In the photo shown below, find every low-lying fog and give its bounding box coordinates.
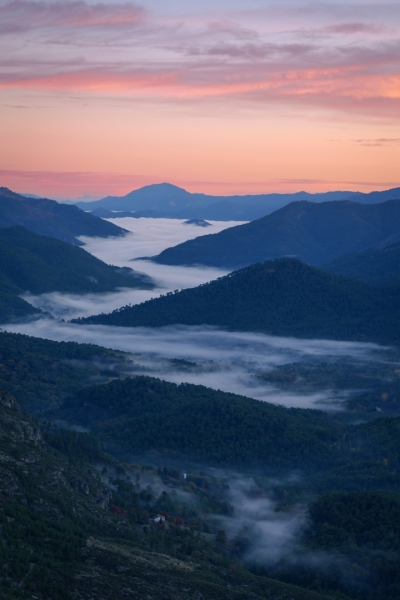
[22,217,237,319]
[6,216,393,412]
[2,319,387,411]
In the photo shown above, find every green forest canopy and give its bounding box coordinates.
[76,258,400,345]
[0,226,153,322]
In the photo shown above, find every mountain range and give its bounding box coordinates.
[71,182,400,221]
[0,187,126,245]
[0,226,152,322]
[151,199,400,268]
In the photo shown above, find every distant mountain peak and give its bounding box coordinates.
[123,182,192,199]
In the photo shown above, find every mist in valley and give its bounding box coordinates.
[20,218,233,320]
[3,216,395,412]
[2,318,390,411]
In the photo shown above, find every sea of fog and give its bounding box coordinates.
[22,217,236,319]
[3,216,391,411]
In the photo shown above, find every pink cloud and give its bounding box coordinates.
[0,0,145,34]
[0,1,399,122]
[1,59,399,123]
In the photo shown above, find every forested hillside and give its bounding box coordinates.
[265,491,400,599]
[76,258,400,344]
[0,187,126,245]
[62,375,341,469]
[151,199,400,268]
[0,226,152,322]
[0,388,334,600]
[0,331,131,412]
[62,375,400,488]
[323,242,400,285]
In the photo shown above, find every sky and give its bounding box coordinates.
[1,0,400,198]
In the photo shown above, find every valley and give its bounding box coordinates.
[1,198,400,600]
[3,0,400,595]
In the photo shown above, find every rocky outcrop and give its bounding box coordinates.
[0,387,42,446]
[0,388,21,411]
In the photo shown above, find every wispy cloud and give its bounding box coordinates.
[323,22,386,35]
[0,0,146,34]
[1,0,399,198]
[0,0,399,120]
[354,138,400,147]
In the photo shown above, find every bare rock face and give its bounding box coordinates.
[0,388,42,445]
[0,388,21,411]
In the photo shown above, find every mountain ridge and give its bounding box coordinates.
[0,187,127,245]
[74,258,400,345]
[151,199,400,268]
[0,226,153,323]
[70,182,400,221]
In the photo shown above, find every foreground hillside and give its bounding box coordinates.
[0,187,126,245]
[60,375,400,599]
[0,226,153,322]
[0,388,333,600]
[323,241,400,285]
[76,258,400,344]
[151,199,400,268]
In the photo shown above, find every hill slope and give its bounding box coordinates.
[63,375,400,491]
[323,242,400,285]
[151,199,400,268]
[62,375,341,469]
[0,187,126,245]
[0,388,334,600]
[76,258,400,344]
[0,226,152,322]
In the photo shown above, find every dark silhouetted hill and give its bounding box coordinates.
[76,258,400,344]
[0,187,126,245]
[323,242,400,286]
[0,226,152,322]
[151,200,400,268]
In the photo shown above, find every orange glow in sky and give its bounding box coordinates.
[0,0,399,198]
